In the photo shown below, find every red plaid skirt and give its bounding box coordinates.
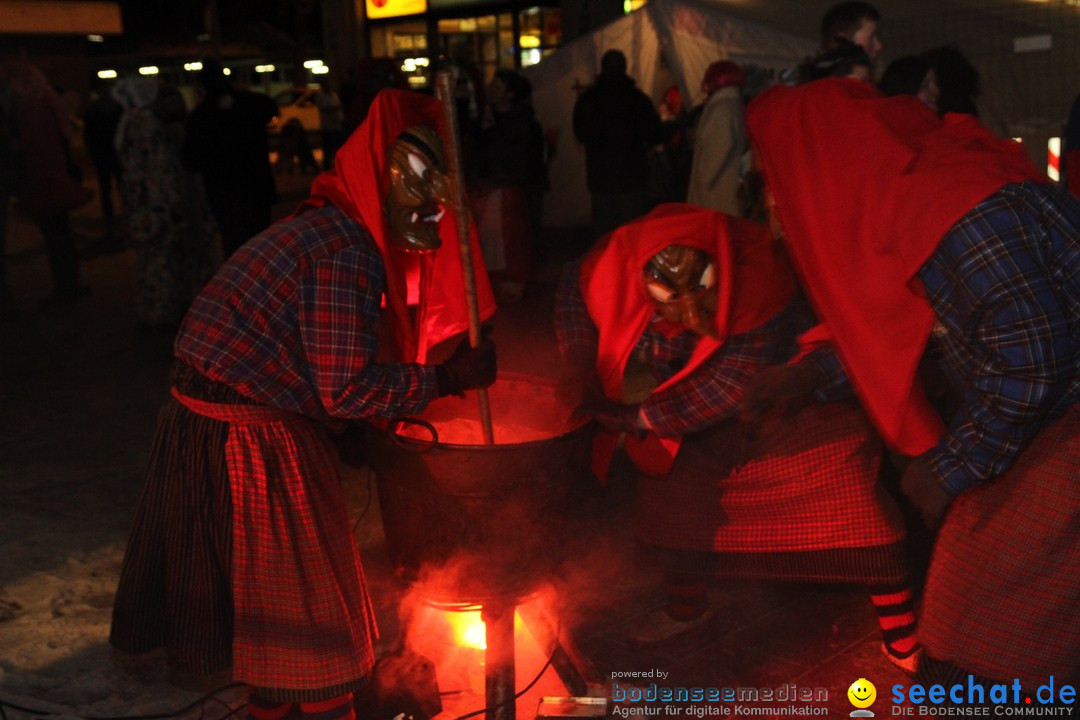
[181,391,378,693]
[111,368,376,699]
[636,402,907,582]
[919,405,1080,687]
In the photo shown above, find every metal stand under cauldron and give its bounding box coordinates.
[366,374,599,720]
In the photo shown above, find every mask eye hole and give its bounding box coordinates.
[646,282,675,303]
[697,262,715,291]
[406,152,428,180]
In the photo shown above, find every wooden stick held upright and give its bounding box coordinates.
[436,69,495,445]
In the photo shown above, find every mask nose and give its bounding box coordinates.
[430,170,452,206]
[677,295,719,339]
[676,296,699,331]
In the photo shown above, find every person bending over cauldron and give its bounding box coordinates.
[110,89,497,719]
[554,203,920,672]
[747,76,1080,694]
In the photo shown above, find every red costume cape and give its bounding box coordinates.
[299,89,495,363]
[579,203,796,477]
[746,78,1042,456]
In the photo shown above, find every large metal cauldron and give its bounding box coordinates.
[366,373,593,605]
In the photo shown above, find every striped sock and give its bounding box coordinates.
[248,694,293,720]
[665,570,708,621]
[299,693,355,720]
[867,582,920,659]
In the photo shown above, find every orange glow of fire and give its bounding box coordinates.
[446,609,487,650]
[404,599,568,709]
[442,609,529,650]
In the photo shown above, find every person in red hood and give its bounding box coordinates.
[110,89,497,718]
[746,76,1080,690]
[555,203,917,667]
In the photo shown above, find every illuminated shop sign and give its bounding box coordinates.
[366,0,427,20]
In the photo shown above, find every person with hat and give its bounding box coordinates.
[686,60,748,216]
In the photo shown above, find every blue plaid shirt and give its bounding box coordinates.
[815,182,1080,495]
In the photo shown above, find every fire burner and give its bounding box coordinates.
[366,373,598,720]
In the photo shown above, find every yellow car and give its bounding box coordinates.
[268,86,322,135]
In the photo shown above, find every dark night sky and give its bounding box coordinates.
[114,0,321,49]
[119,0,207,43]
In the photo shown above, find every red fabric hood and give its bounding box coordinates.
[746,78,1042,455]
[580,202,796,401]
[298,88,495,363]
[579,203,796,478]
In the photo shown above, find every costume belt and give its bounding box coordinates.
[170,387,297,425]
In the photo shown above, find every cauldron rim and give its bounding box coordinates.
[385,371,591,451]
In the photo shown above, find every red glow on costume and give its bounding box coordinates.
[298,89,496,363]
[746,78,1042,455]
[578,203,796,477]
[393,375,579,445]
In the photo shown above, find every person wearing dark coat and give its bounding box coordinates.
[1064,89,1080,197]
[84,79,124,236]
[473,69,548,303]
[182,60,279,259]
[920,45,979,117]
[572,49,664,240]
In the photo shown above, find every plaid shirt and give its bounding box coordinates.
[176,204,437,424]
[815,182,1080,495]
[555,262,801,437]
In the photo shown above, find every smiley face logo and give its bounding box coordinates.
[847,678,877,709]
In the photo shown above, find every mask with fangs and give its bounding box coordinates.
[642,244,720,339]
[386,124,452,253]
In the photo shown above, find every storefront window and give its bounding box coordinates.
[369,3,561,91]
[371,19,432,88]
[518,6,560,67]
[435,6,560,77]
[438,13,514,84]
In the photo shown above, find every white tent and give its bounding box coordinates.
[522,0,816,228]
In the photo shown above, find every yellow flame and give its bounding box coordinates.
[446,609,487,649]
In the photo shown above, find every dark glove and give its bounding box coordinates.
[575,391,646,438]
[731,361,825,468]
[739,360,826,426]
[435,329,496,398]
[899,452,952,529]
